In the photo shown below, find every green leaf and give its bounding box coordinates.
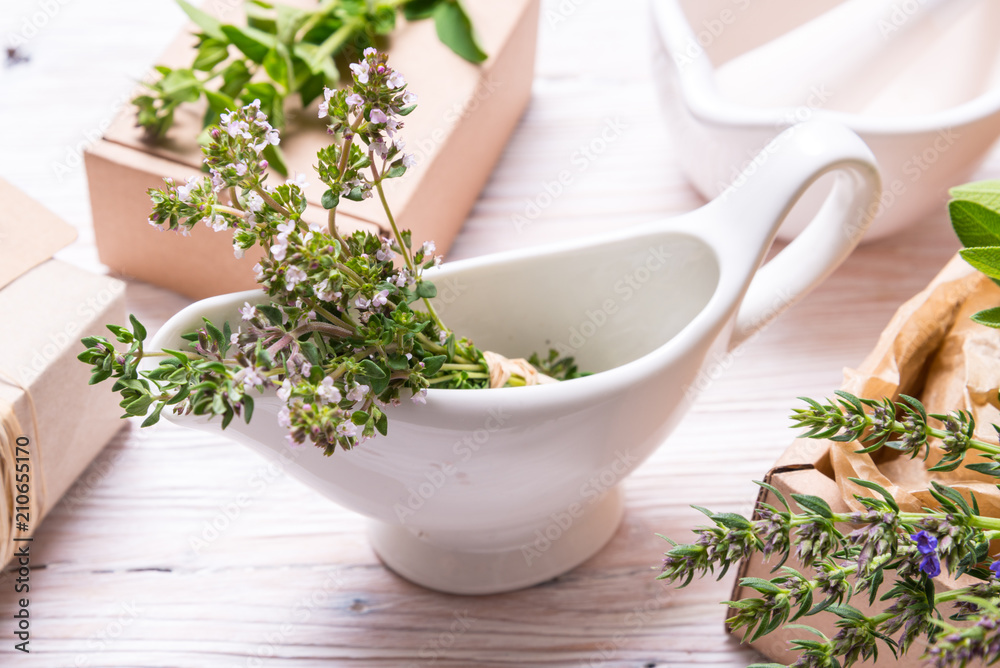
[433,1,487,63]
[375,411,388,436]
[263,47,290,91]
[176,0,226,41]
[221,24,275,64]
[740,577,783,595]
[847,477,899,512]
[971,307,1000,329]
[359,359,387,379]
[321,188,338,209]
[403,0,441,20]
[385,158,406,179]
[950,199,1000,249]
[960,246,1000,280]
[243,394,254,423]
[826,603,866,622]
[129,314,148,341]
[344,187,365,202]
[416,281,437,298]
[193,38,230,72]
[257,304,284,327]
[422,355,447,375]
[219,59,253,99]
[791,494,833,519]
[930,481,972,516]
[950,180,1000,211]
[159,68,202,103]
[386,354,410,371]
[713,513,752,531]
[966,461,1000,476]
[141,404,164,428]
[275,4,309,43]
[351,410,370,425]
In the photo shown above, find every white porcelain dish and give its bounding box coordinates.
[149,122,879,594]
[651,0,1000,241]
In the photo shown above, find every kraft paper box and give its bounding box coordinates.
[731,254,1000,666]
[0,178,126,568]
[85,0,539,300]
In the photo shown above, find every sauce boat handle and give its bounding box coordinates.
[703,121,881,351]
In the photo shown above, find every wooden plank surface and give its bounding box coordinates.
[0,1,992,666]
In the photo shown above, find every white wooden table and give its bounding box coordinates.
[0,1,987,666]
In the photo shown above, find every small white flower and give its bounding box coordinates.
[422,240,436,255]
[402,91,417,106]
[270,238,288,262]
[391,269,409,287]
[354,294,371,310]
[349,61,369,84]
[240,302,256,320]
[286,172,309,190]
[176,176,199,203]
[319,101,329,117]
[346,383,369,403]
[336,421,358,438]
[249,98,262,109]
[376,243,395,262]
[235,366,266,387]
[233,245,245,259]
[438,329,448,345]
[402,153,417,169]
[411,388,427,404]
[285,266,307,289]
[371,289,389,309]
[253,263,264,279]
[285,434,303,449]
[346,93,363,108]
[369,108,388,124]
[266,128,280,146]
[386,70,405,90]
[371,140,388,159]
[277,406,292,428]
[363,47,377,57]
[232,162,248,176]
[316,377,342,404]
[323,87,335,101]
[276,220,296,236]
[244,191,264,213]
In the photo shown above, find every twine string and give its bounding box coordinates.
[0,370,45,567]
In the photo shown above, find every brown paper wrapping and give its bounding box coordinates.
[0,179,127,568]
[822,254,1000,516]
[732,253,1000,665]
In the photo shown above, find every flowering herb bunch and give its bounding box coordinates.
[80,50,576,455]
[655,185,1000,667]
[134,0,486,174]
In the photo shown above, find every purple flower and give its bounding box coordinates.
[369,108,388,124]
[919,553,941,578]
[911,530,938,555]
[990,560,1000,579]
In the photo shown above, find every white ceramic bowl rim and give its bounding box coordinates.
[653,0,1000,135]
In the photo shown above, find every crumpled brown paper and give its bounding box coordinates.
[824,254,1000,516]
